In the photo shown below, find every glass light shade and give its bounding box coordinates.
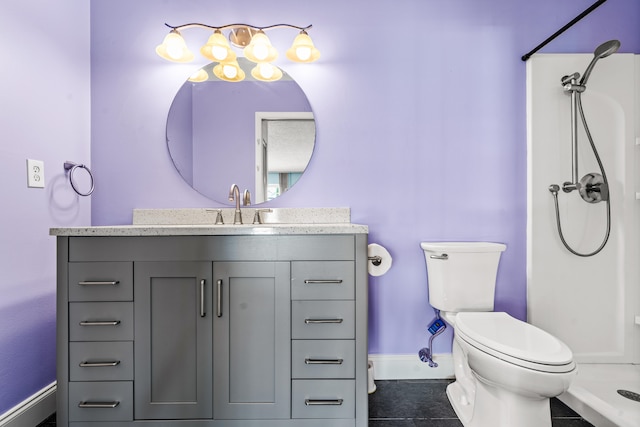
[251,63,283,82]
[286,32,320,63]
[244,32,278,63]
[212,60,246,82]
[156,30,194,62]
[188,69,209,82]
[200,30,236,62]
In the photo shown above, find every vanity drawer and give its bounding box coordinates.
[291,261,354,300]
[69,302,134,342]
[292,301,355,339]
[292,340,355,379]
[68,381,133,422]
[69,262,133,302]
[69,341,133,381]
[292,379,355,419]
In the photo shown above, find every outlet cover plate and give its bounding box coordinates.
[27,159,45,188]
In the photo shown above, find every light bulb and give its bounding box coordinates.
[223,64,238,79]
[253,44,269,61]
[258,63,274,79]
[165,34,186,60]
[211,46,228,61]
[295,46,312,61]
[156,30,194,62]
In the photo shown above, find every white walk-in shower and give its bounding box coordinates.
[527,52,640,427]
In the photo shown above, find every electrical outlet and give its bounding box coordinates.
[27,159,45,188]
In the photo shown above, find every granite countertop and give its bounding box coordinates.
[50,208,368,236]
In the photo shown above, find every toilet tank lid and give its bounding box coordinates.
[420,242,507,253]
[455,312,573,366]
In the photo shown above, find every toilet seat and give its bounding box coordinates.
[455,312,575,373]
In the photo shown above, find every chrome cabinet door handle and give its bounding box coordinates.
[79,361,121,367]
[78,401,120,409]
[429,253,449,260]
[216,279,222,317]
[304,358,344,365]
[79,320,121,326]
[78,281,120,286]
[305,399,343,406]
[200,279,206,318]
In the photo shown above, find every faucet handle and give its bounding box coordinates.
[206,209,224,225]
[253,209,273,225]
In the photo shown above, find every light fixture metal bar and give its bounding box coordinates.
[164,22,313,32]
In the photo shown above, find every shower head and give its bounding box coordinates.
[579,40,621,85]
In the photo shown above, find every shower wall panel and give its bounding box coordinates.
[526,54,639,363]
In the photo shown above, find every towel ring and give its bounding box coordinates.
[64,161,94,196]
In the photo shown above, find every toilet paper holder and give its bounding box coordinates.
[368,255,383,266]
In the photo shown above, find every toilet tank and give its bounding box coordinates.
[420,242,506,312]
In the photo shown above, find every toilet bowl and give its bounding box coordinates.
[448,312,576,427]
[421,242,576,427]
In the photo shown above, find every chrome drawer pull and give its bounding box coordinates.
[304,318,343,324]
[78,281,120,286]
[305,358,343,365]
[78,401,120,409]
[79,320,121,326]
[200,279,206,318]
[216,279,222,318]
[305,399,343,406]
[304,279,343,284]
[80,361,121,367]
[429,253,449,260]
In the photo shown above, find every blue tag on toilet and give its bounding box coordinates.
[427,319,445,335]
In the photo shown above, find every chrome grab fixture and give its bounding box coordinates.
[228,184,243,224]
[64,161,95,196]
[78,401,119,409]
[304,358,344,365]
[547,40,618,257]
[227,185,253,224]
[304,318,343,324]
[253,208,272,224]
[206,209,225,224]
[305,399,343,406]
[79,361,120,367]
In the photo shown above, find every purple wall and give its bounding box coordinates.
[90,0,640,358]
[0,0,91,415]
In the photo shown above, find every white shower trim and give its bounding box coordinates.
[368,354,454,380]
[0,382,56,427]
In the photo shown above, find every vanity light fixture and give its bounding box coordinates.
[156,22,320,82]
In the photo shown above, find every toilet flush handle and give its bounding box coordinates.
[429,254,449,260]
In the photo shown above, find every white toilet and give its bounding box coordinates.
[421,242,576,427]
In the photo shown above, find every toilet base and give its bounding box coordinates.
[447,377,552,427]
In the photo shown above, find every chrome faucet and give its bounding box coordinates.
[228,184,243,224]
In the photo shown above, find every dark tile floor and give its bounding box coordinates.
[36,379,594,426]
[368,380,595,427]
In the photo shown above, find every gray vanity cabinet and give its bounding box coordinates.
[213,261,291,419]
[133,261,213,420]
[55,233,368,427]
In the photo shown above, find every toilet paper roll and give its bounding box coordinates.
[368,243,392,276]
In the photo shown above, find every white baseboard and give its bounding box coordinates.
[368,353,454,380]
[0,382,56,427]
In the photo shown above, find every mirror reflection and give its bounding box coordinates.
[166,58,316,205]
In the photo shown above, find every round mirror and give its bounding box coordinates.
[166,58,316,204]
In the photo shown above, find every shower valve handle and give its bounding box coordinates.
[562,181,579,193]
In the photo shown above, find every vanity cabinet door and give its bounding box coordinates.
[134,261,212,420]
[213,261,291,419]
